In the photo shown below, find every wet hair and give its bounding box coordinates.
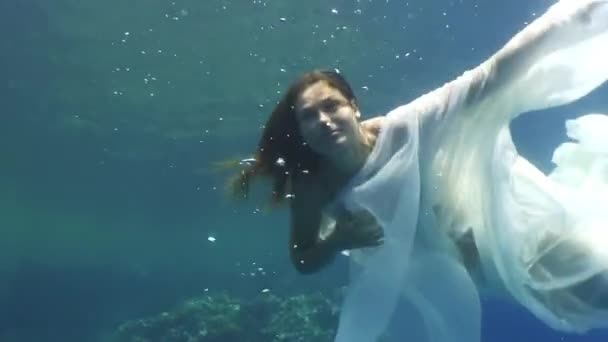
[230,69,358,205]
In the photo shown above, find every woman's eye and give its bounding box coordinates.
[321,100,339,112]
[301,109,316,120]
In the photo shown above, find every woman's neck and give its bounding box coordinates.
[322,120,382,190]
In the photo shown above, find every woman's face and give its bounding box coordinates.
[295,81,361,158]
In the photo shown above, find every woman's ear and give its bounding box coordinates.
[351,100,361,118]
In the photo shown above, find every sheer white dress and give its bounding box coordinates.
[330,1,608,341]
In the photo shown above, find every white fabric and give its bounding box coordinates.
[332,0,608,341]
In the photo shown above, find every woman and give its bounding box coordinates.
[233,0,608,341]
[232,70,387,274]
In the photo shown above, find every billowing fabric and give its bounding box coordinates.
[331,1,608,341]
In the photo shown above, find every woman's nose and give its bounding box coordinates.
[318,111,331,124]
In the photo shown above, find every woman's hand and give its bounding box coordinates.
[329,209,384,250]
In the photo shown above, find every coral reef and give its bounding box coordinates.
[112,291,340,342]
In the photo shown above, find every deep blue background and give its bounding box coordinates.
[0,0,607,340]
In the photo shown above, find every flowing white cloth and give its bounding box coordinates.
[331,1,608,341]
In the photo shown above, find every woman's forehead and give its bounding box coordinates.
[297,82,345,108]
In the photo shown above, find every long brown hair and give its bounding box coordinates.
[230,70,359,205]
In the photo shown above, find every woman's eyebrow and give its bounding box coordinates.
[297,97,331,110]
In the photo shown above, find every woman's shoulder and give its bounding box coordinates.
[292,175,331,204]
[361,116,385,139]
[292,166,352,206]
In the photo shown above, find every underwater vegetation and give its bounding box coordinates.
[112,291,340,342]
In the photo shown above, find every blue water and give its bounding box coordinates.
[1,0,607,341]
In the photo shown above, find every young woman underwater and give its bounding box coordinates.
[231,0,608,341]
